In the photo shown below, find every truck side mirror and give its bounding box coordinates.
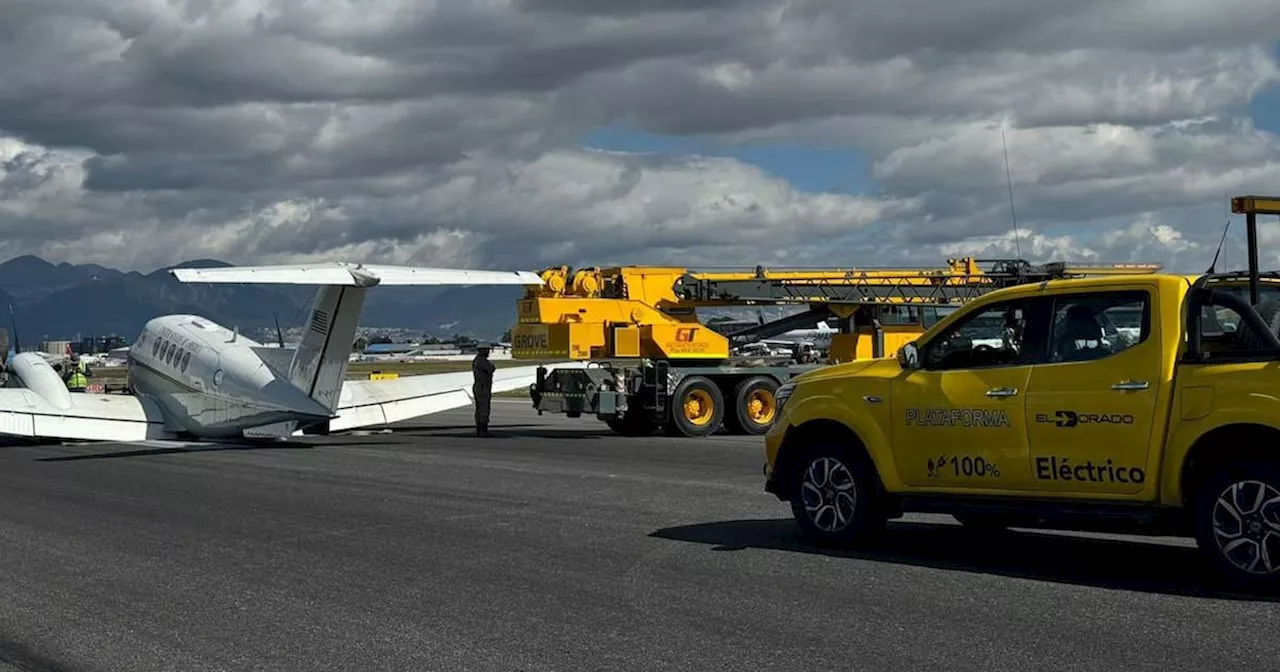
[899,342,920,369]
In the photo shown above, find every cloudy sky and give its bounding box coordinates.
[1,0,1279,274]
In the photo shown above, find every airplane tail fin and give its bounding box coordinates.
[170,261,543,414]
[7,304,19,363]
[287,285,367,412]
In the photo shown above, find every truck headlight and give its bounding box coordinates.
[775,383,795,415]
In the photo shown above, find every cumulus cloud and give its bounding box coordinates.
[0,136,912,270]
[933,212,1204,265]
[0,0,1276,275]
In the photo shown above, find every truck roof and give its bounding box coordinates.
[975,270,1280,304]
[974,271,1186,298]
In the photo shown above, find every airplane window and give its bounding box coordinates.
[166,345,176,366]
[180,351,191,373]
[152,338,161,357]
[174,348,184,367]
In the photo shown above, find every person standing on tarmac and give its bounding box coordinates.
[63,353,91,392]
[472,344,495,436]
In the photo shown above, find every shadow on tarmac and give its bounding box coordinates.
[35,442,318,462]
[401,424,748,441]
[650,518,1280,602]
[386,423,545,433]
[408,428,620,440]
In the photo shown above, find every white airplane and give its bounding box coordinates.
[760,320,836,350]
[0,262,578,443]
[712,315,837,353]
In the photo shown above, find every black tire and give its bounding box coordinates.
[727,376,781,436]
[788,440,887,546]
[1192,459,1280,592]
[604,408,657,436]
[1233,299,1280,350]
[1256,300,1280,333]
[664,376,724,437]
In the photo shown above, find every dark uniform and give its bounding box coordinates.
[472,346,495,436]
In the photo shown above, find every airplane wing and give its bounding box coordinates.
[0,388,168,442]
[324,362,586,433]
[170,262,542,287]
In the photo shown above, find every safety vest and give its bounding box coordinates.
[66,362,88,390]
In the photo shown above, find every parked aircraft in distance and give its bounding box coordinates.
[759,320,837,349]
[713,316,837,353]
[0,262,580,444]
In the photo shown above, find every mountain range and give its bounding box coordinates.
[0,256,527,344]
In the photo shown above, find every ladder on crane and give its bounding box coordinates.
[675,258,1163,351]
[672,259,1164,306]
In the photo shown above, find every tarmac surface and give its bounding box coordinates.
[0,400,1277,671]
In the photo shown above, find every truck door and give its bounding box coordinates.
[891,295,1052,490]
[1023,287,1161,496]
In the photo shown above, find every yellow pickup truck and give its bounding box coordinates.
[763,267,1280,589]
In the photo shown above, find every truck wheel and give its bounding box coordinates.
[788,441,886,546]
[1234,300,1280,350]
[728,376,780,436]
[665,376,724,437]
[1192,459,1280,591]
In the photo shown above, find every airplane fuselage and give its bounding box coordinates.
[124,315,332,438]
[0,261,548,445]
[760,325,835,349]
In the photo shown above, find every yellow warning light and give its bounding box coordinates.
[1231,195,1280,216]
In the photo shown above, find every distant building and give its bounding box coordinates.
[0,327,8,355]
[362,342,421,355]
[42,340,72,356]
[77,335,128,354]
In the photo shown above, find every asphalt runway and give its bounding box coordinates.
[0,400,1276,671]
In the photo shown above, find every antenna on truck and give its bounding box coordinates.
[1001,128,1022,260]
[1206,218,1231,274]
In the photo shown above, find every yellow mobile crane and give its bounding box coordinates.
[512,258,1161,438]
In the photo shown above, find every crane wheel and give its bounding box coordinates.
[665,376,724,437]
[727,376,780,435]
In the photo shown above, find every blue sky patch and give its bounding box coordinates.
[581,125,873,195]
[1250,44,1280,133]
[1250,83,1280,134]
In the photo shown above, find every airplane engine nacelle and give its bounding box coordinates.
[6,353,72,410]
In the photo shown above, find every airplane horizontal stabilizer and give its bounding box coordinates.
[0,389,169,442]
[170,262,543,287]
[327,363,586,433]
[242,362,589,438]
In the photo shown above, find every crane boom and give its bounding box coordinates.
[512,256,1161,440]
[671,259,1162,305]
